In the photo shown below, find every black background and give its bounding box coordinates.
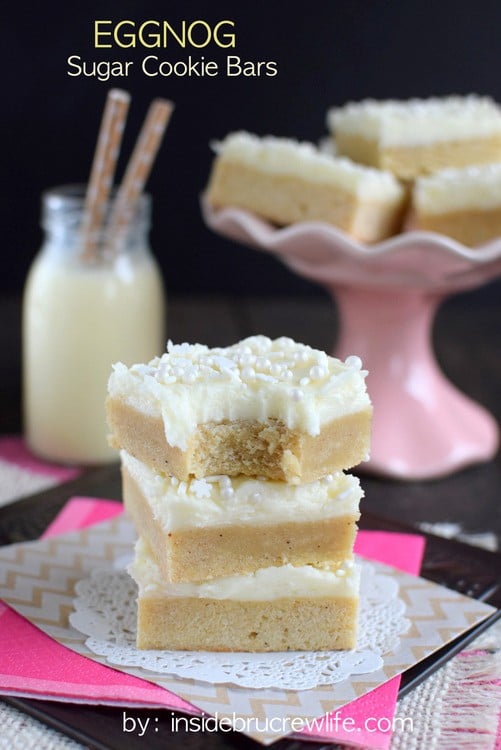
[4,0,501,296]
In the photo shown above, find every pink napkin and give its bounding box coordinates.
[0,436,80,482]
[0,497,425,749]
[0,498,194,711]
[296,531,424,747]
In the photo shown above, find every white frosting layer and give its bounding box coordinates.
[212,131,404,201]
[130,538,361,600]
[328,95,501,147]
[108,336,371,451]
[122,450,362,531]
[414,162,501,213]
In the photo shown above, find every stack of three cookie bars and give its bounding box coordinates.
[106,336,372,651]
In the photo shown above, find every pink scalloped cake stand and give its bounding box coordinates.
[203,200,501,480]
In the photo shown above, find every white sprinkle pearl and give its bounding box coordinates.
[241,366,255,381]
[221,487,234,500]
[255,357,271,371]
[323,474,334,484]
[345,355,362,370]
[291,388,304,402]
[299,377,310,387]
[335,568,346,577]
[309,365,326,379]
[276,337,295,348]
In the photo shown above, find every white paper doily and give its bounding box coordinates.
[69,560,409,691]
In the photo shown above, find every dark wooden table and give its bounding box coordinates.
[0,286,500,749]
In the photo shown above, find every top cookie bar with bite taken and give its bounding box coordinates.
[106,335,372,482]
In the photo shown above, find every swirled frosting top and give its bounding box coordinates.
[122,450,362,531]
[130,537,361,600]
[414,162,501,213]
[328,95,501,146]
[211,131,404,200]
[108,336,371,451]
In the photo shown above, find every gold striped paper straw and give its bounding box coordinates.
[107,98,174,249]
[81,88,131,259]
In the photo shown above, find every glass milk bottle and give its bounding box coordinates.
[23,185,166,464]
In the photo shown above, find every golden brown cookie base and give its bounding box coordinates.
[136,594,359,651]
[414,206,501,246]
[122,463,359,582]
[335,132,501,179]
[107,396,372,482]
[206,160,406,242]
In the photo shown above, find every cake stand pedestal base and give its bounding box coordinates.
[332,285,499,480]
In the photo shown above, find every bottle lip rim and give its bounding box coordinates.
[42,184,151,210]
